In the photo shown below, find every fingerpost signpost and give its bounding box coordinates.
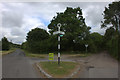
[53,23,65,65]
[85,44,88,53]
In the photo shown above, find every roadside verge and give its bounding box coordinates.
[1,48,16,56]
[35,61,80,78]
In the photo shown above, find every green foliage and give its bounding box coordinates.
[106,35,118,60]
[101,1,119,60]
[26,28,49,53]
[103,27,119,60]
[72,32,103,53]
[101,1,120,32]
[22,7,107,54]
[27,28,49,42]
[103,27,116,49]
[2,37,10,51]
[9,42,21,49]
[104,27,116,40]
[87,39,97,53]
[118,34,120,61]
[90,32,103,51]
[48,7,91,51]
[21,42,28,50]
[46,35,58,52]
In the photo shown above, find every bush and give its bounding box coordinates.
[2,37,10,51]
[106,34,119,60]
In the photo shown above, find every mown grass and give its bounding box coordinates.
[23,50,47,58]
[22,50,91,59]
[68,53,91,57]
[0,48,16,55]
[39,61,78,77]
[61,51,91,57]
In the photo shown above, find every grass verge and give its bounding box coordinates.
[23,50,46,58]
[39,61,79,78]
[69,53,91,57]
[1,48,16,55]
[61,51,91,57]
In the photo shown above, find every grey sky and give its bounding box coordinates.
[1,2,112,44]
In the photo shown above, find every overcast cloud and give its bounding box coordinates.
[1,2,111,44]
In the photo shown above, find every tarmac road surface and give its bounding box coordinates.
[2,49,41,78]
[75,52,118,78]
[2,49,119,78]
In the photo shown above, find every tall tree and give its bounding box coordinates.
[101,1,120,32]
[27,28,49,42]
[101,1,120,59]
[26,28,49,52]
[2,37,10,50]
[48,7,91,50]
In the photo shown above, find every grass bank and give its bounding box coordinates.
[23,50,47,58]
[1,48,16,55]
[22,49,92,59]
[39,61,79,78]
[68,53,91,57]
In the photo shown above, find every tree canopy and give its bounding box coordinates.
[27,28,49,42]
[26,28,49,53]
[101,1,119,60]
[101,1,120,32]
[48,7,91,51]
[90,32,103,51]
[2,37,10,50]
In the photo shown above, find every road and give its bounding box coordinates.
[86,52,118,78]
[2,49,41,78]
[2,49,119,78]
[70,52,118,78]
[28,51,119,78]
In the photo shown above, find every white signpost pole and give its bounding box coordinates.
[53,23,65,65]
[57,23,61,65]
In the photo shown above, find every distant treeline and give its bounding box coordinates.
[0,37,21,51]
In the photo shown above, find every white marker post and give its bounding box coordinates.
[85,44,88,53]
[53,23,65,65]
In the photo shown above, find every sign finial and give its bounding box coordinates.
[57,23,61,28]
